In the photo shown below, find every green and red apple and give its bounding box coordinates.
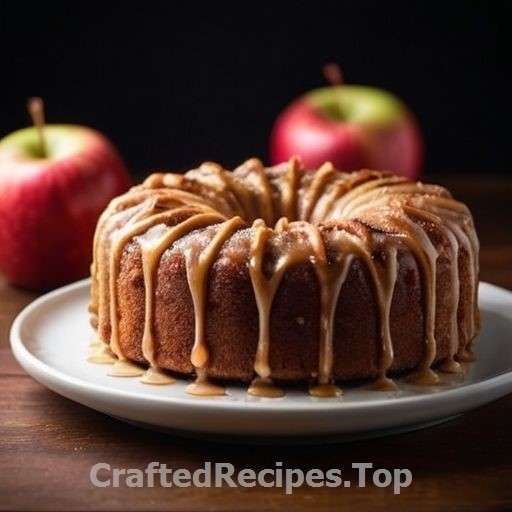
[0,123,132,290]
[270,77,423,179]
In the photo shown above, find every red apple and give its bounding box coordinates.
[270,69,423,179]
[0,118,132,290]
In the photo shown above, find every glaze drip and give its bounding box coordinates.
[89,158,480,397]
[185,216,246,391]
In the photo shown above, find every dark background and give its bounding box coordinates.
[0,1,509,178]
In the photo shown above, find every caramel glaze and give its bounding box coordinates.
[89,158,480,398]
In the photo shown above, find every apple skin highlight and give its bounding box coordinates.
[270,85,423,179]
[0,125,132,290]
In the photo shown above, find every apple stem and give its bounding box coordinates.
[322,63,344,86]
[27,97,47,157]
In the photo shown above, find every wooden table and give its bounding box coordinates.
[1,175,511,511]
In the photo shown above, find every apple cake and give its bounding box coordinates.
[88,158,479,397]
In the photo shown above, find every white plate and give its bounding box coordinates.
[10,279,512,442]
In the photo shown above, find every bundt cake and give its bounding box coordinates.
[88,158,480,397]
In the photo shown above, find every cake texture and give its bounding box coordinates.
[89,158,480,397]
